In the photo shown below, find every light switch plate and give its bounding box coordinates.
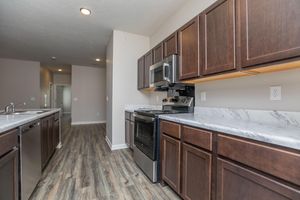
[200,92,207,101]
[270,86,281,101]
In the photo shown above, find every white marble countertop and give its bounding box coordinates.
[159,108,300,151]
[0,108,61,134]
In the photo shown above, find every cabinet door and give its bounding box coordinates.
[144,50,153,88]
[153,43,164,63]
[48,116,54,156]
[0,148,18,200]
[53,119,59,148]
[41,117,49,168]
[137,56,145,90]
[202,0,236,75]
[178,17,200,80]
[125,119,130,147]
[161,134,181,193]
[238,0,300,68]
[217,158,300,200]
[182,143,212,200]
[164,32,178,58]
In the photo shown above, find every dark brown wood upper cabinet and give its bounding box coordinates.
[137,56,145,90]
[163,32,178,58]
[144,50,153,88]
[153,43,164,63]
[238,0,300,68]
[217,158,300,200]
[178,17,200,80]
[182,143,212,200]
[161,134,181,194]
[201,0,236,75]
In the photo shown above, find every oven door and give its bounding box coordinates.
[134,114,157,160]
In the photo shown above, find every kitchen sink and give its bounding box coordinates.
[0,110,50,115]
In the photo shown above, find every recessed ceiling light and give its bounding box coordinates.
[58,69,62,72]
[80,8,91,16]
[95,58,101,62]
[51,56,56,60]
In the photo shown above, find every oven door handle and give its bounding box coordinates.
[134,114,155,122]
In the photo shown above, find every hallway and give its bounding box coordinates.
[30,115,179,200]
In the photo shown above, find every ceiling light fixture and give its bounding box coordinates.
[58,69,62,72]
[51,56,56,60]
[95,58,101,62]
[80,8,91,16]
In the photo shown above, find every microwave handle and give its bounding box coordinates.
[163,63,170,82]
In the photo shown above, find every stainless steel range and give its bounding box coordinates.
[133,84,194,182]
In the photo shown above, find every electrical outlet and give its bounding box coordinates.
[270,86,281,101]
[200,92,207,101]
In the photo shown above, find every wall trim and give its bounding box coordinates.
[105,136,129,151]
[71,120,106,125]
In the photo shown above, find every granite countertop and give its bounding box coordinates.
[0,108,61,134]
[159,108,300,151]
[124,105,162,112]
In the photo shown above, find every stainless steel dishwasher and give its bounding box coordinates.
[19,120,41,200]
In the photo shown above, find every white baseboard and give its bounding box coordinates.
[71,120,106,125]
[105,136,128,151]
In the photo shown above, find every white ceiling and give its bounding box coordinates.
[0,0,186,67]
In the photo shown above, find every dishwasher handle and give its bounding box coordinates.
[21,121,40,134]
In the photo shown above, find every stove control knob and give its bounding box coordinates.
[171,98,178,103]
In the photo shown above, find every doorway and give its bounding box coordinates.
[54,84,71,114]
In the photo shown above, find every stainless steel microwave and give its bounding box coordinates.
[149,55,178,88]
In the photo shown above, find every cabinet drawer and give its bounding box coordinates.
[160,121,181,139]
[0,129,18,157]
[182,126,212,151]
[218,135,300,186]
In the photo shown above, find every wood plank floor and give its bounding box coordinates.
[30,115,180,200]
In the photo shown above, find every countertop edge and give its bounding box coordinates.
[0,109,61,134]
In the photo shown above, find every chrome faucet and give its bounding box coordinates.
[4,102,15,113]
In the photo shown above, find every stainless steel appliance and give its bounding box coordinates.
[149,54,178,88]
[133,84,194,182]
[19,120,42,200]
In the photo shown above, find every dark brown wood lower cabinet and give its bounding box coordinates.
[182,143,212,200]
[0,148,18,200]
[161,134,181,193]
[41,113,59,169]
[53,119,59,148]
[217,158,300,200]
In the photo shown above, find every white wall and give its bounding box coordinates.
[71,65,106,124]
[106,35,114,142]
[106,30,150,148]
[0,58,40,109]
[150,0,216,47]
[53,73,71,85]
[195,68,300,111]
